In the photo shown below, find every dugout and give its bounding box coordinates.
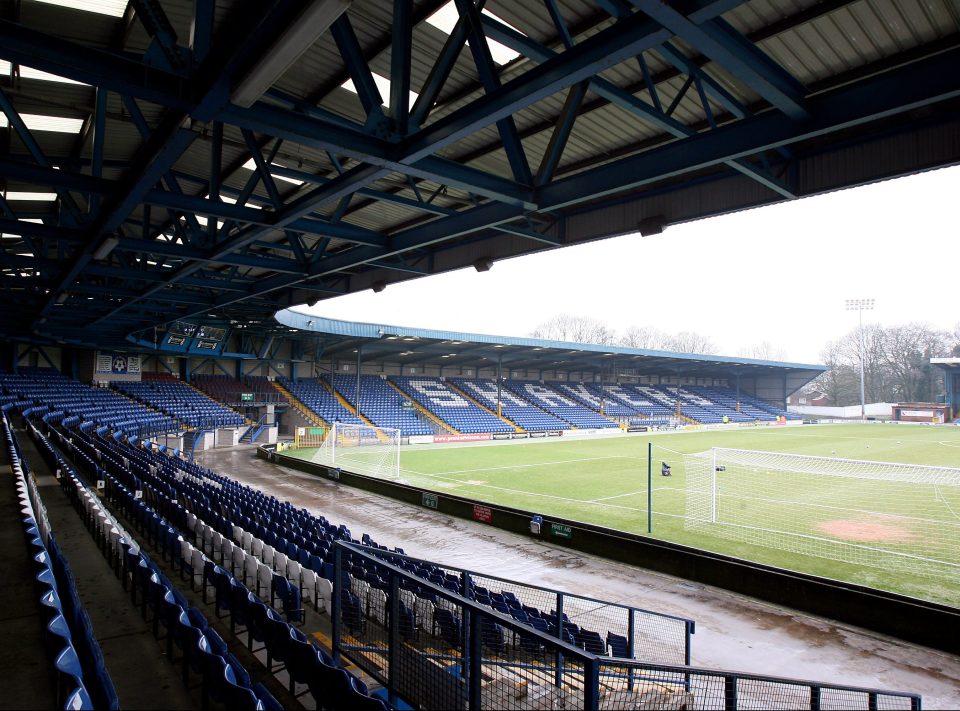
[932,358,960,422]
[891,402,951,423]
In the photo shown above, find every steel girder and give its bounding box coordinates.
[0,0,957,348]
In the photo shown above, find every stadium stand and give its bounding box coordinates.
[115,373,246,429]
[0,368,179,438]
[329,374,434,436]
[612,385,678,418]
[390,376,513,434]
[278,376,365,428]
[502,381,618,429]
[193,374,281,406]
[450,378,569,432]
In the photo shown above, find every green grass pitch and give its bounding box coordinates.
[288,423,960,605]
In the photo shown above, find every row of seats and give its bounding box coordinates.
[5,413,117,710]
[391,376,514,434]
[451,378,569,432]
[0,368,179,438]
[52,422,391,710]
[115,378,246,429]
[278,376,364,428]
[329,374,434,436]
[41,402,688,672]
[502,380,619,429]
[31,420,285,710]
[193,375,281,406]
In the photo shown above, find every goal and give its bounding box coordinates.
[684,448,960,579]
[312,422,401,481]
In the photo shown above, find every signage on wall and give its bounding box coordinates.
[96,352,141,375]
[472,505,492,523]
[422,493,438,510]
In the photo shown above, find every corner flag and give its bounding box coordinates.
[661,462,671,477]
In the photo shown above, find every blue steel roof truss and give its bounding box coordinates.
[0,0,955,350]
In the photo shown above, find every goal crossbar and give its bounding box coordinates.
[312,422,401,480]
[685,447,960,579]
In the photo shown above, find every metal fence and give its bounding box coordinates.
[331,543,921,711]
[596,659,922,710]
[342,542,694,665]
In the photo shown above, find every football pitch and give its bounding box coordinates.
[288,423,960,605]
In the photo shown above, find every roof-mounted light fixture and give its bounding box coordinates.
[371,280,386,293]
[638,215,666,237]
[473,257,494,272]
[92,235,120,260]
[231,0,352,108]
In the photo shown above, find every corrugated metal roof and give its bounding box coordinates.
[0,0,956,347]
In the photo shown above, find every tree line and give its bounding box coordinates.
[810,322,959,405]
[530,314,959,405]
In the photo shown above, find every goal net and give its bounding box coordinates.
[684,448,960,579]
[312,422,401,481]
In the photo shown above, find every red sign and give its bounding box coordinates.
[434,433,491,443]
[472,505,493,523]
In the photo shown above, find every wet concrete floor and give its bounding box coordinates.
[195,445,960,709]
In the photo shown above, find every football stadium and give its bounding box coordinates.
[1,1,959,710]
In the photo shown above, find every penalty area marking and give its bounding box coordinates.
[403,467,686,519]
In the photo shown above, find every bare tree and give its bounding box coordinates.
[531,314,617,345]
[880,323,949,402]
[666,331,716,354]
[737,341,788,361]
[620,325,671,350]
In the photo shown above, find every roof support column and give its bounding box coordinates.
[497,355,503,418]
[355,345,362,416]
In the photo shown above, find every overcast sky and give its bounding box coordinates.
[302,165,959,365]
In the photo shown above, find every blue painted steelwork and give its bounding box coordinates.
[0,0,954,352]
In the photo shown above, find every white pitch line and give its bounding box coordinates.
[591,490,645,502]
[430,455,632,476]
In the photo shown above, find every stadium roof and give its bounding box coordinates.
[275,309,827,380]
[1,0,958,350]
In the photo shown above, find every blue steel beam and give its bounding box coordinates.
[409,3,477,127]
[90,88,108,215]
[189,0,215,64]
[330,15,385,122]
[629,1,808,120]
[390,0,413,136]
[41,0,316,318]
[219,103,535,208]
[207,121,223,242]
[196,41,960,311]
[0,89,86,225]
[454,0,533,186]
[536,81,589,185]
[242,129,285,208]
[480,14,796,198]
[130,0,187,74]
[539,44,960,209]
[0,19,192,111]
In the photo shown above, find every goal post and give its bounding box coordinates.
[312,422,401,481]
[684,447,960,579]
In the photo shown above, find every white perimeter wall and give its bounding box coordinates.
[788,403,894,418]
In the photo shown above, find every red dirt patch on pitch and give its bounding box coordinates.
[818,520,915,543]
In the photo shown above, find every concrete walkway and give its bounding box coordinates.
[196,444,960,709]
[0,440,57,710]
[18,429,200,710]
